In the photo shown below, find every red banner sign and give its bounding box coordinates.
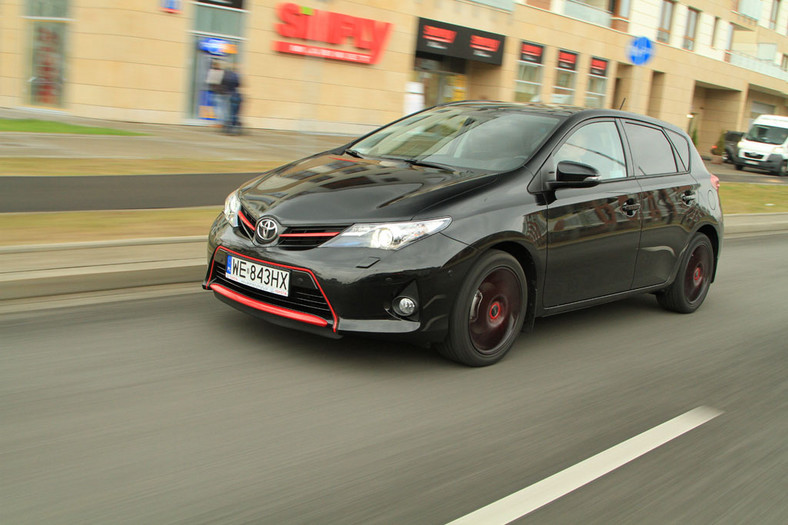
[274,3,392,65]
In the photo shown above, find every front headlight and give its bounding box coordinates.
[773,146,784,154]
[322,218,452,250]
[223,191,241,227]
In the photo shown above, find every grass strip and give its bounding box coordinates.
[0,158,282,176]
[0,118,146,136]
[719,182,788,214]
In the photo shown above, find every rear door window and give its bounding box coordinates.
[624,122,678,176]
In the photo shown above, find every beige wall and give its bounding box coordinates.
[1,0,785,148]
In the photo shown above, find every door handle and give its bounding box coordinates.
[622,200,640,216]
[681,192,697,204]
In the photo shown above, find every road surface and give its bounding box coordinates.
[1,233,786,524]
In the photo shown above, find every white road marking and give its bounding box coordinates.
[447,406,722,525]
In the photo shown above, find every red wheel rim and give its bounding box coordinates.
[468,267,522,353]
[684,244,712,303]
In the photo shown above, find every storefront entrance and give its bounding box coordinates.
[189,37,241,120]
[412,18,505,111]
[414,56,467,107]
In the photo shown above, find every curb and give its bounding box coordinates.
[723,213,788,236]
[1,216,786,302]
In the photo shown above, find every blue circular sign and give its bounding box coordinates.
[628,37,654,66]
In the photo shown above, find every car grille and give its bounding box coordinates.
[277,225,347,250]
[744,152,764,160]
[211,258,333,322]
[238,208,347,250]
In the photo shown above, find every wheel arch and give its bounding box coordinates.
[485,240,539,332]
[696,223,720,282]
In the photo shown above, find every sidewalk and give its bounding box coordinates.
[1,106,787,304]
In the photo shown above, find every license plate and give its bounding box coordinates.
[745,160,758,165]
[225,255,290,297]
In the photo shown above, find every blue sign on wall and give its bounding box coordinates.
[200,38,230,56]
[628,36,654,66]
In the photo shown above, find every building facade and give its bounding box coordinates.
[1,0,786,154]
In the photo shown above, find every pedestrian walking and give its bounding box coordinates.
[221,64,243,135]
[205,59,227,125]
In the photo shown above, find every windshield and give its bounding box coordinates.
[744,124,788,145]
[350,105,562,171]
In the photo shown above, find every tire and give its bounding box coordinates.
[657,234,714,314]
[734,164,744,171]
[777,160,787,177]
[437,251,527,366]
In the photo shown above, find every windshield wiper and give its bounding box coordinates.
[381,156,455,171]
[345,148,365,159]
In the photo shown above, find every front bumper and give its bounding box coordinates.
[735,152,783,171]
[203,216,475,343]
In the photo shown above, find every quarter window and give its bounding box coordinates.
[625,122,678,175]
[554,121,627,180]
[665,129,691,171]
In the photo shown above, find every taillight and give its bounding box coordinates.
[710,174,720,191]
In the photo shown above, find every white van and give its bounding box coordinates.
[735,114,788,176]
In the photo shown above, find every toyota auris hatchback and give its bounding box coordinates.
[204,102,723,366]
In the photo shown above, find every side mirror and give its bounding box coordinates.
[547,160,600,190]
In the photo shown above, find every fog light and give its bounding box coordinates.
[393,296,418,317]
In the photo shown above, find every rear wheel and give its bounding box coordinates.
[438,251,526,367]
[657,234,714,314]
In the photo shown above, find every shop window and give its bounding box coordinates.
[584,57,608,109]
[515,41,544,102]
[515,63,543,102]
[657,0,675,44]
[552,50,578,105]
[683,8,699,51]
[25,0,69,108]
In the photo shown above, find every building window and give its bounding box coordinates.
[683,8,700,51]
[585,57,608,108]
[711,17,720,48]
[552,50,578,104]
[657,0,675,43]
[25,0,70,108]
[769,0,781,30]
[781,54,788,71]
[515,41,545,102]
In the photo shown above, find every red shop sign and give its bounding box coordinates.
[274,3,393,65]
[557,50,578,71]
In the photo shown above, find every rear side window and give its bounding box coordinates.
[624,122,678,176]
[665,129,690,171]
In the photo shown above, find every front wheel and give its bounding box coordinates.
[438,251,527,366]
[777,160,787,177]
[734,164,744,171]
[657,234,714,314]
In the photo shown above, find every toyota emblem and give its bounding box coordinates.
[256,217,279,243]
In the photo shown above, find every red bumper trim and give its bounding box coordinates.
[209,283,329,328]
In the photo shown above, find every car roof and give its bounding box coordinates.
[442,101,687,136]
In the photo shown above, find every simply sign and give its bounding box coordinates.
[273,3,393,64]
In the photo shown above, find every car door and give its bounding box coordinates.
[623,121,701,288]
[543,119,643,307]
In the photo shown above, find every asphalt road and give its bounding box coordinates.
[1,233,786,524]
[1,161,785,213]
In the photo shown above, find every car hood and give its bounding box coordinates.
[238,154,498,223]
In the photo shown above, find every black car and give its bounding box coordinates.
[204,102,723,366]
[711,130,744,164]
